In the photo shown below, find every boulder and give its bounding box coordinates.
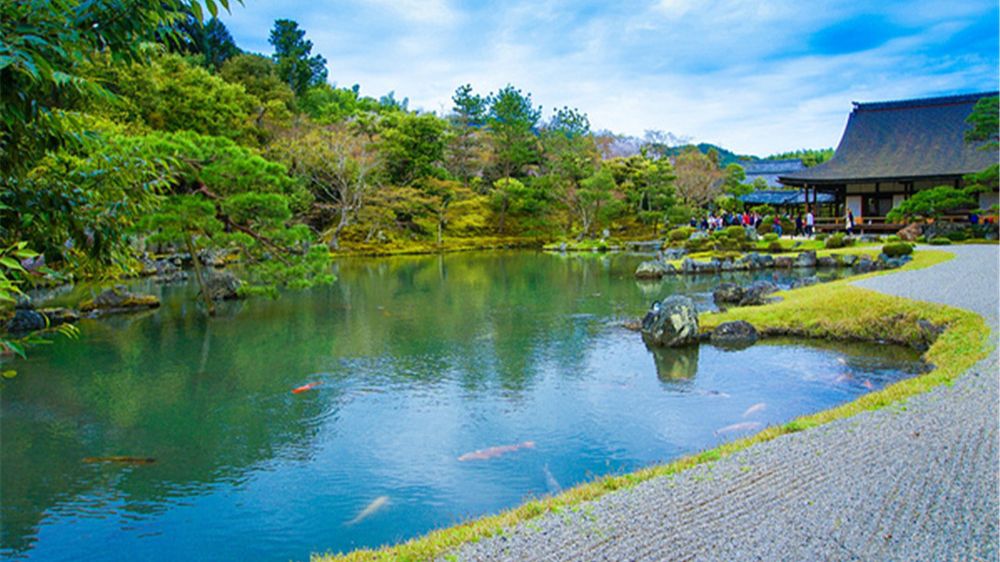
[898,223,922,242]
[739,280,779,306]
[635,260,672,279]
[641,296,700,347]
[662,248,687,260]
[840,254,859,266]
[81,286,160,315]
[6,309,46,333]
[853,256,877,273]
[774,256,794,268]
[154,270,190,284]
[794,250,817,268]
[816,256,836,268]
[681,258,698,273]
[791,276,820,289]
[710,320,759,349]
[712,283,744,305]
[204,272,243,301]
[878,253,912,270]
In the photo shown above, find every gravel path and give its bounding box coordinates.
[448,245,999,561]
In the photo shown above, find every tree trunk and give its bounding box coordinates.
[186,236,215,317]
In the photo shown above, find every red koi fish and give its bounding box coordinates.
[292,382,322,394]
[458,441,536,462]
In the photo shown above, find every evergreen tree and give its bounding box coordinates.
[269,19,328,96]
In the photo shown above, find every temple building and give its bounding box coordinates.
[742,159,805,188]
[779,92,999,228]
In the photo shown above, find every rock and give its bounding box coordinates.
[640,296,700,347]
[6,309,46,333]
[840,254,858,266]
[204,272,243,301]
[710,320,759,349]
[81,286,160,315]
[662,248,687,260]
[816,256,836,267]
[898,223,922,242]
[859,234,880,243]
[689,231,708,241]
[712,283,744,305]
[774,256,794,268]
[853,256,877,273]
[878,253,912,270]
[794,250,817,268]
[744,227,760,242]
[791,276,820,289]
[153,270,189,284]
[622,319,642,331]
[739,280,779,306]
[681,258,698,273]
[635,260,671,279]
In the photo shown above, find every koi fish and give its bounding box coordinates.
[543,464,562,493]
[715,421,762,436]
[834,373,853,383]
[458,441,536,462]
[292,382,321,394]
[862,380,874,390]
[742,402,767,418]
[83,456,156,465]
[347,496,389,525]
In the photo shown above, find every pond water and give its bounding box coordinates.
[1,252,924,561]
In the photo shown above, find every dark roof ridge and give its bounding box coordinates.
[853,91,998,111]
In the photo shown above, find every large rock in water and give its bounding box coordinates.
[794,250,817,268]
[712,283,744,305]
[635,260,673,279]
[641,296,699,348]
[204,272,243,301]
[710,320,759,349]
[81,286,160,315]
[739,280,779,306]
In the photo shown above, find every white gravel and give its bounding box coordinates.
[446,245,1000,561]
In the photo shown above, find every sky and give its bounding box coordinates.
[221,0,999,157]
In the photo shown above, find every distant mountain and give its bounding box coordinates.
[659,143,757,167]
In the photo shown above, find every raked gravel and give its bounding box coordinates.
[446,245,999,561]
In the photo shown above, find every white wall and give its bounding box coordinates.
[846,195,863,221]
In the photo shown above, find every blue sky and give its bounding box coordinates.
[222,0,999,156]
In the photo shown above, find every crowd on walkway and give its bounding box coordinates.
[690,210,817,238]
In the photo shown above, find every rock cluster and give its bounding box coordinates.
[635,249,914,279]
[712,281,780,307]
[80,286,160,315]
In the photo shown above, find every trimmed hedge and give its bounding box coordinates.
[928,237,952,245]
[882,242,914,257]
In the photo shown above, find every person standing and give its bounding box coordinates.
[845,209,855,235]
[795,214,804,237]
[805,208,815,237]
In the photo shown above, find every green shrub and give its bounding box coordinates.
[684,237,709,252]
[885,235,901,242]
[945,230,969,242]
[668,226,695,241]
[724,225,746,241]
[928,237,952,245]
[825,233,851,249]
[815,233,829,241]
[882,242,914,257]
[763,233,779,242]
[767,241,783,253]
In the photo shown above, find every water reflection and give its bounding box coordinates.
[2,252,917,561]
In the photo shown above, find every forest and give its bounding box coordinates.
[0,0,837,314]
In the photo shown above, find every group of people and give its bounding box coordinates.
[689,209,818,238]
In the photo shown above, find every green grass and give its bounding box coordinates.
[313,249,993,562]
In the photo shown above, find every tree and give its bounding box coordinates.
[722,163,751,196]
[487,85,542,179]
[673,147,724,206]
[605,155,676,234]
[220,53,295,110]
[965,96,999,149]
[0,0,231,175]
[446,84,489,188]
[379,112,448,186]
[573,168,621,239]
[885,186,976,223]
[166,15,240,70]
[268,124,382,250]
[765,148,834,167]
[269,19,327,96]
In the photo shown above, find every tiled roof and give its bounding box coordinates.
[738,190,836,205]
[781,92,998,185]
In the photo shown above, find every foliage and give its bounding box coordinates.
[379,112,448,185]
[765,148,834,167]
[824,233,854,249]
[446,84,490,188]
[167,15,240,70]
[487,85,542,179]
[667,226,695,242]
[220,53,295,110]
[721,163,750,196]
[964,95,998,150]
[927,237,952,245]
[763,233,779,242]
[885,186,976,222]
[881,242,913,257]
[673,147,723,206]
[269,19,327,97]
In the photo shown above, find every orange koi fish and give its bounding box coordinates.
[292,382,322,394]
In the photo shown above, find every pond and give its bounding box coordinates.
[1,251,925,561]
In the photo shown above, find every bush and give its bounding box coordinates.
[885,235,901,242]
[928,237,952,245]
[763,233,779,242]
[724,225,746,241]
[815,233,829,241]
[684,236,710,252]
[882,242,914,257]
[668,226,695,242]
[825,233,854,249]
[767,241,783,253]
[945,230,969,242]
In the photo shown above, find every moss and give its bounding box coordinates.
[882,243,914,258]
[927,237,952,246]
[315,249,991,562]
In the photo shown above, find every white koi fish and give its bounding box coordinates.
[347,496,390,526]
[715,421,762,435]
[543,464,562,493]
[458,441,536,462]
[742,402,767,418]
